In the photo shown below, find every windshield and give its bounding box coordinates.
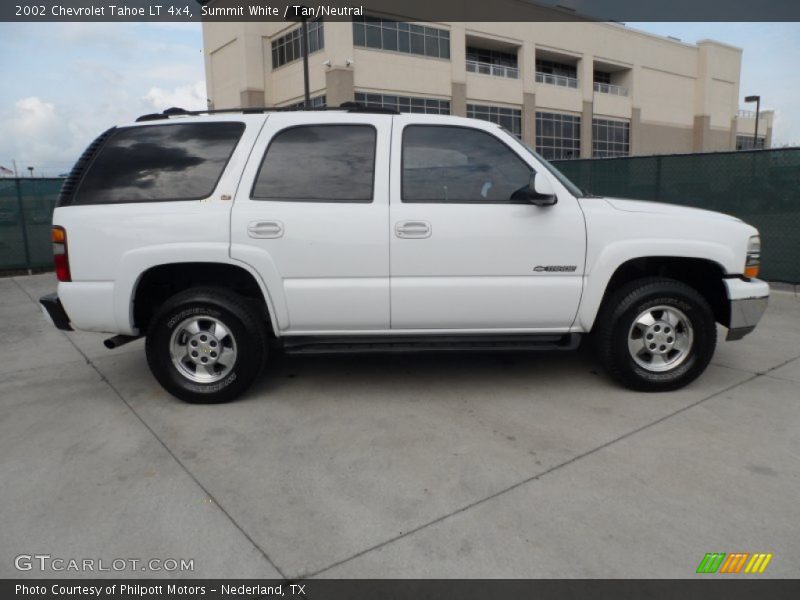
[517,140,586,198]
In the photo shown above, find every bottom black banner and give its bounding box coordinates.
[4,579,800,600]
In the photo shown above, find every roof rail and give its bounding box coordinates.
[135,102,399,122]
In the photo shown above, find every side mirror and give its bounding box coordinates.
[528,172,557,206]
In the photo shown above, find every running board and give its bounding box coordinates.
[280,333,581,355]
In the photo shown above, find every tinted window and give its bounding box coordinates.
[252,125,376,202]
[74,122,244,204]
[402,126,532,203]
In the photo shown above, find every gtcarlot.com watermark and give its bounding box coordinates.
[15,554,194,573]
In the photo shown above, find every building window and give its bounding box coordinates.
[593,70,629,96]
[252,125,376,202]
[537,59,577,79]
[592,118,630,158]
[352,16,450,59]
[593,70,611,85]
[535,59,578,88]
[736,135,766,150]
[271,20,324,69]
[535,111,581,160]
[467,104,522,139]
[283,95,327,109]
[466,46,519,78]
[355,92,450,115]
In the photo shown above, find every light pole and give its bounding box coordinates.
[299,12,311,107]
[745,95,761,149]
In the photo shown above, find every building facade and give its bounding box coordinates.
[202,19,774,158]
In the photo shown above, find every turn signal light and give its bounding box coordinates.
[744,235,761,280]
[52,226,71,282]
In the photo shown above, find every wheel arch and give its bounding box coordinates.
[127,261,281,336]
[581,255,730,332]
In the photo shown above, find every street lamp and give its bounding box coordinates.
[745,95,761,149]
[289,5,311,108]
[27,166,34,178]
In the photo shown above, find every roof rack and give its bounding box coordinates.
[135,102,400,122]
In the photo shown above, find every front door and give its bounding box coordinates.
[389,116,586,331]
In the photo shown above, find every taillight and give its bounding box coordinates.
[52,226,71,282]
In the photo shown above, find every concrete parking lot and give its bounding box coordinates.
[1,273,799,579]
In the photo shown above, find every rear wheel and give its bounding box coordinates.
[594,277,717,391]
[145,287,267,403]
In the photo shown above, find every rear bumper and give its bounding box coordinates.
[724,277,769,341]
[39,293,73,331]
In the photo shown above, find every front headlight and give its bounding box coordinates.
[745,235,761,278]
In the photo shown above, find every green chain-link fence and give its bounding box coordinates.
[2,149,800,282]
[554,148,800,283]
[0,178,63,271]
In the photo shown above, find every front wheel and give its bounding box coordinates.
[145,287,268,403]
[594,278,717,391]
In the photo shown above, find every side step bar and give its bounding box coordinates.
[280,333,581,356]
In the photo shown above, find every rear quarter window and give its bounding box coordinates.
[72,122,245,205]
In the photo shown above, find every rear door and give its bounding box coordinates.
[389,116,586,330]
[230,113,392,333]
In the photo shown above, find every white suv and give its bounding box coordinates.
[40,104,769,403]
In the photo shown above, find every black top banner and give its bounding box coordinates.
[2,0,800,22]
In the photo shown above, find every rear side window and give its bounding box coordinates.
[73,122,244,205]
[252,125,376,202]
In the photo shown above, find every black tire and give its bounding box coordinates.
[145,287,268,403]
[593,277,717,392]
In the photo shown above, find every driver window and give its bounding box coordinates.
[402,125,533,203]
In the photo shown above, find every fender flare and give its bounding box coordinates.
[114,243,287,336]
[577,240,735,332]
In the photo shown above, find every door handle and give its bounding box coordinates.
[247,220,284,239]
[395,220,431,239]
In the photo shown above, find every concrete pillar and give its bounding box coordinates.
[693,114,711,152]
[581,100,593,158]
[522,92,536,147]
[240,24,267,108]
[578,54,595,158]
[451,82,467,117]
[240,89,265,108]
[450,23,467,86]
[326,67,355,106]
[729,117,738,150]
[579,54,594,104]
[630,107,642,156]
[520,41,536,96]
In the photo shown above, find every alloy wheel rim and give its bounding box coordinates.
[627,305,694,372]
[169,316,237,383]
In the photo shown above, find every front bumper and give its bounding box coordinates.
[39,293,73,331]
[723,277,769,341]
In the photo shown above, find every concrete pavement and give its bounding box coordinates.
[1,273,798,579]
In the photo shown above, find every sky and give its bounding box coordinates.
[0,22,207,176]
[0,21,797,176]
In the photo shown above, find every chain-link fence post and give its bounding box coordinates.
[14,178,33,275]
[655,155,662,201]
